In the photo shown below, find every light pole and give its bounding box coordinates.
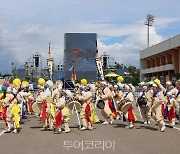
[11,62,14,77]
[145,14,154,48]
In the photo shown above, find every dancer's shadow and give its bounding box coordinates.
[113,123,127,128]
[136,125,158,131]
[135,120,144,124]
[165,125,173,128]
[30,126,42,129]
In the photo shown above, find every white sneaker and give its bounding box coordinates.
[54,130,61,134]
[4,127,11,133]
[88,127,94,131]
[102,121,109,125]
[81,127,87,131]
[125,125,129,129]
[48,127,54,131]
[41,127,47,131]
[64,129,71,133]
[147,121,150,125]
[129,124,134,129]
[13,129,18,134]
[110,120,113,125]
[144,121,147,125]
[160,126,166,132]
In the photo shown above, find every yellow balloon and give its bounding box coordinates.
[154,79,161,85]
[38,78,45,85]
[117,76,124,82]
[81,79,87,85]
[13,78,21,85]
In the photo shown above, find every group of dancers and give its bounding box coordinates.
[0,77,180,134]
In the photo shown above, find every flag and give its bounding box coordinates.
[48,43,51,55]
[69,65,74,71]
[71,66,76,85]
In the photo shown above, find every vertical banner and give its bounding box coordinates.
[95,57,104,81]
[47,58,54,80]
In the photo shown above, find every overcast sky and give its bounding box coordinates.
[0,0,179,74]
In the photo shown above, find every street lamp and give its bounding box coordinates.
[145,14,155,47]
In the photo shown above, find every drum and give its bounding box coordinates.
[137,97,147,108]
[68,101,81,110]
[117,99,132,113]
[96,99,105,109]
[32,102,42,115]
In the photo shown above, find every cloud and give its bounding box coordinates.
[97,26,163,68]
[154,17,180,27]
[0,15,179,74]
[0,22,65,73]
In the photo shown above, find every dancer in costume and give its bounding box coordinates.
[172,80,180,122]
[76,85,93,130]
[36,80,54,131]
[22,81,34,115]
[34,85,45,118]
[164,92,179,127]
[113,84,123,120]
[53,91,70,134]
[121,84,136,129]
[159,81,173,117]
[108,84,118,119]
[4,81,22,134]
[99,81,113,125]
[151,83,166,132]
[137,85,151,124]
[0,82,11,129]
[18,82,33,121]
[89,83,99,123]
[52,80,63,109]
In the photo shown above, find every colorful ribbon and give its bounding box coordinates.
[11,104,20,128]
[41,102,47,122]
[54,109,62,127]
[85,103,92,126]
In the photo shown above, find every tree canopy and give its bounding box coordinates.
[124,66,140,86]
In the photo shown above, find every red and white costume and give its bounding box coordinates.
[78,90,93,130]
[122,85,135,128]
[164,92,179,127]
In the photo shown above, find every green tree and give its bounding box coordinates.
[124,66,140,86]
